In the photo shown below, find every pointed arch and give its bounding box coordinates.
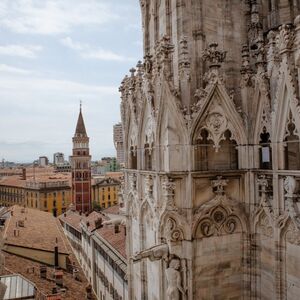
[156,79,189,172]
[272,60,300,169]
[191,83,247,170]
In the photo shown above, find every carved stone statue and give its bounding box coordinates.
[133,243,169,262]
[284,176,297,198]
[165,259,185,300]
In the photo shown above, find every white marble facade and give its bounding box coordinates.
[120,1,300,299]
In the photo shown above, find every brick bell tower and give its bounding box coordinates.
[71,103,92,213]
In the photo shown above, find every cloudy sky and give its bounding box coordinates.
[0,0,142,163]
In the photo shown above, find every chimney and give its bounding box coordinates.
[22,168,26,180]
[54,238,59,268]
[114,224,120,234]
[94,218,103,229]
[40,265,47,279]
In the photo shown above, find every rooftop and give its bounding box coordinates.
[4,206,69,253]
[59,206,127,259]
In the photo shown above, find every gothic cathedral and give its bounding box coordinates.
[120,1,300,299]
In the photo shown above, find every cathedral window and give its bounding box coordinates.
[284,120,300,170]
[194,129,238,171]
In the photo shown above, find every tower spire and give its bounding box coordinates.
[74,101,87,137]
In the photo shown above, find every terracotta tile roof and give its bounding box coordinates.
[0,173,71,188]
[58,210,83,231]
[102,205,121,215]
[95,224,127,259]
[105,172,124,179]
[0,176,26,188]
[4,205,69,253]
[3,252,93,299]
[59,208,127,259]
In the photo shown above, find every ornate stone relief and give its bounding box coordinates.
[276,24,293,56]
[258,213,274,238]
[194,177,243,238]
[164,217,184,243]
[161,176,177,211]
[202,43,226,87]
[198,103,236,152]
[178,37,190,79]
[286,221,300,245]
[195,205,241,238]
[144,175,154,201]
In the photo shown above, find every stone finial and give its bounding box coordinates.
[202,43,226,69]
[211,176,228,195]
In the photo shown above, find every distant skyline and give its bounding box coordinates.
[0,0,142,163]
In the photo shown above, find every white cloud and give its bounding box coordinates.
[0,44,42,58]
[0,0,118,35]
[61,36,133,62]
[0,64,33,75]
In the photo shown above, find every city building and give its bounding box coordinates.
[1,205,94,299]
[113,123,125,165]
[92,177,120,209]
[38,156,49,167]
[0,172,71,216]
[70,105,92,213]
[59,205,128,300]
[53,152,65,165]
[119,2,300,299]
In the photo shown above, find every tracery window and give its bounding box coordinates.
[194,129,238,171]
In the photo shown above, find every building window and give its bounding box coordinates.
[44,200,47,208]
[129,145,137,169]
[284,120,300,169]
[53,200,56,207]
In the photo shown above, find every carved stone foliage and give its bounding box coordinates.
[194,204,241,238]
[128,173,137,194]
[202,43,226,87]
[276,24,293,56]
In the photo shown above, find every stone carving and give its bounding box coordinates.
[165,218,184,242]
[286,222,300,245]
[203,43,226,68]
[133,243,169,262]
[276,24,293,56]
[166,259,186,300]
[201,105,228,152]
[161,176,176,211]
[284,176,297,198]
[240,45,254,88]
[144,175,154,199]
[258,212,274,238]
[144,53,153,75]
[211,176,229,195]
[196,206,239,238]
[179,37,190,78]
[129,173,137,191]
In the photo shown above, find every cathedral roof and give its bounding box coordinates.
[74,105,87,137]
